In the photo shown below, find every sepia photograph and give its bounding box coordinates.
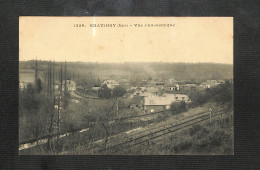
[19,17,233,155]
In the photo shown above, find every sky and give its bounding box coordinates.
[19,17,233,64]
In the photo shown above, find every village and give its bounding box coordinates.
[78,77,225,114]
[19,63,226,114]
[19,61,233,155]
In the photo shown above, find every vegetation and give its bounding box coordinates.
[170,101,187,115]
[98,85,127,99]
[19,83,53,142]
[112,86,127,98]
[189,81,233,109]
[20,61,233,85]
[98,84,112,99]
[126,112,233,155]
[19,60,233,155]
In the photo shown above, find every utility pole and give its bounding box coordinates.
[57,96,61,143]
[35,59,38,91]
[53,61,55,95]
[64,61,67,94]
[50,61,52,96]
[209,108,212,123]
[60,62,63,94]
[56,62,63,145]
[48,60,56,150]
[47,62,50,95]
[117,99,119,117]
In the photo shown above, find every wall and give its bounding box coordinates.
[145,105,165,113]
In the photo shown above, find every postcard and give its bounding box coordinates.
[19,17,233,155]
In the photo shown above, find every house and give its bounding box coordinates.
[156,81,165,85]
[92,86,101,91]
[200,80,219,88]
[144,87,160,95]
[164,82,179,91]
[62,79,76,91]
[19,81,25,91]
[102,80,119,89]
[144,95,175,113]
[168,93,190,102]
[53,84,59,90]
[176,84,180,91]
[55,79,76,92]
[180,84,197,89]
[71,99,80,103]
[133,90,143,96]
[144,93,190,113]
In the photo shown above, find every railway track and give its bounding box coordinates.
[68,91,228,154]
[82,109,224,154]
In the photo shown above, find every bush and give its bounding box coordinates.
[19,85,53,141]
[189,124,202,136]
[189,81,233,107]
[98,84,111,99]
[170,101,187,114]
[112,86,127,98]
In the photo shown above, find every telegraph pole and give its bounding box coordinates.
[60,62,63,94]
[53,61,55,95]
[56,62,63,144]
[48,60,56,150]
[65,61,67,94]
[50,61,52,96]
[35,58,38,91]
[117,99,119,117]
[47,62,50,95]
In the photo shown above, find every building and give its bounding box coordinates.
[144,95,175,113]
[92,86,101,91]
[102,80,119,89]
[144,93,190,113]
[200,80,220,88]
[19,81,25,91]
[133,90,142,96]
[61,79,76,91]
[144,86,160,95]
[164,82,179,91]
[179,84,197,89]
[155,81,165,85]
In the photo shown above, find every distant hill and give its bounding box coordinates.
[19,61,233,82]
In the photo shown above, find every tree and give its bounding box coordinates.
[19,87,53,145]
[98,84,111,99]
[94,101,116,152]
[112,86,127,98]
[37,78,43,93]
[170,101,187,114]
[26,83,35,95]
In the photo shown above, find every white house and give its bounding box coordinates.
[200,80,220,88]
[61,79,76,91]
[102,80,119,89]
[144,93,190,113]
